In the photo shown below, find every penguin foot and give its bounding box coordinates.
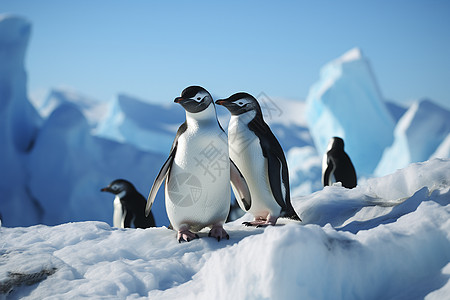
[177,230,199,243]
[208,225,229,242]
[243,216,278,227]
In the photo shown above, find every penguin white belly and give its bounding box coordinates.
[113,196,124,228]
[229,123,281,218]
[165,128,230,232]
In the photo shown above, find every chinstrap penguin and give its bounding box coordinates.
[216,92,300,227]
[101,179,156,228]
[146,86,251,242]
[322,137,357,189]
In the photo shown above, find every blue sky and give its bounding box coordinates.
[3,0,450,109]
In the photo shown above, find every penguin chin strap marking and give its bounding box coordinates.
[243,215,278,228]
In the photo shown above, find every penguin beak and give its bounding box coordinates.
[215,99,225,106]
[174,97,183,103]
[100,187,109,192]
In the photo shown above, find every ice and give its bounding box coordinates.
[1,15,450,299]
[1,159,449,299]
[95,94,184,154]
[375,99,450,176]
[0,15,42,226]
[26,102,169,226]
[431,133,450,159]
[305,48,395,175]
[33,88,109,128]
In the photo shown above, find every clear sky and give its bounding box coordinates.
[2,0,450,109]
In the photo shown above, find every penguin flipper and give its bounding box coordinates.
[145,147,175,216]
[322,156,334,187]
[266,152,289,210]
[248,118,289,210]
[230,159,251,211]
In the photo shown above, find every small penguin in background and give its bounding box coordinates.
[322,137,357,189]
[101,179,156,228]
[216,93,300,227]
[146,86,251,242]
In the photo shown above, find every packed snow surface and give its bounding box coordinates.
[1,159,449,299]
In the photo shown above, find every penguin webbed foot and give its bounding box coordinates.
[243,216,278,227]
[208,225,230,242]
[177,230,199,243]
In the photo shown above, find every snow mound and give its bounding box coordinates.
[306,48,395,175]
[1,159,449,299]
[376,99,450,176]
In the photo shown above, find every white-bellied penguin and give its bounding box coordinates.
[216,92,300,226]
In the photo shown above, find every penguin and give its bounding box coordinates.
[101,179,156,228]
[146,86,251,242]
[322,137,357,188]
[216,92,300,227]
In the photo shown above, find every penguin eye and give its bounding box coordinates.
[197,97,201,101]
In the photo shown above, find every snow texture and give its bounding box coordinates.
[305,48,395,175]
[1,15,450,299]
[1,159,449,299]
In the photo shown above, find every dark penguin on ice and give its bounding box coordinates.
[101,179,156,228]
[216,92,301,227]
[322,137,357,189]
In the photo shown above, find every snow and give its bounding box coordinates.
[1,159,449,299]
[1,15,450,299]
[375,99,450,176]
[305,48,395,175]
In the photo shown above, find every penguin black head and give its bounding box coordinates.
[215,92,262,116]
[100,179,134,196]
[328,137,345,151]
[174,86,213,113]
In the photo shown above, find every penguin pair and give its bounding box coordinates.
[322,137,357,189]
[101,179,156,229]
[146,86,300,242]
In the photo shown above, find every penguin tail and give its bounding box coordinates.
[281,209,302,222]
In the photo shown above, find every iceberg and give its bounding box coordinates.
[305,48,395,175]
[34,88,108,128]
[95,94,184,154]
[375,99,450,176]
[0,15,42,226]
[27,102,170,226]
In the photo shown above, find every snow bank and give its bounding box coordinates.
[306,48,395,175]
[1,159,449,299]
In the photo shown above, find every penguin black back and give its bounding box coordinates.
[323,137,357,189]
